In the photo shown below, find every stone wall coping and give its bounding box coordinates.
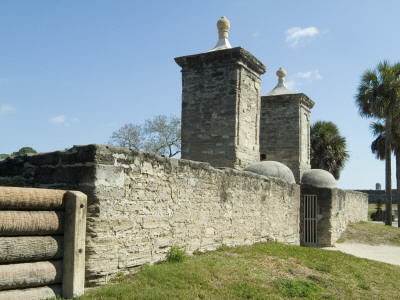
[174,47,266,75]
[97,144,296,187]
[0,144,298,189]
[261,93,315,109]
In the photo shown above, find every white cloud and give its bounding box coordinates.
[297,70,321,81]
[49,115,79,126]
[50,115,67,124]
[297,71,312,79]
[252,32,260,38]
[285,26,319,47]
[0,104,16,115]
[285,70,322,92]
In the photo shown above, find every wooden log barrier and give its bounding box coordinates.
[0,187,66,210]
[0,284,62,300]
[0,236,63,263]
[0,260,63,291]
[0,211,64,235]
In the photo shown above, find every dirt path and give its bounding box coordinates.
[323,243,400,266]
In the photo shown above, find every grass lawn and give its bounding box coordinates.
[338,221,400,246]
[77,239,400,299]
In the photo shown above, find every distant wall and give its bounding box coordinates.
[356,189,398,204]
[0,144,300,284]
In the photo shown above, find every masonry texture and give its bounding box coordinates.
[175,47,266,169]
[300,186,368,247]
[331,190,369,243]
[0,144,300,284]
[260,93,314,183]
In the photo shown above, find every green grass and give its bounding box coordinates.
[77,240,400,300]
[337,221,400,246]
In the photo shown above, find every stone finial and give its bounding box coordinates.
[209,16,232,52]
[217,16,230,39]
[265,67,294,96]
[277,67,287,83]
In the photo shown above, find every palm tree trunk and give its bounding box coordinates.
[385,115,393,226]
[397,151,400,227]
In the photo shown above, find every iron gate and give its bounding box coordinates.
[304,194,317,244]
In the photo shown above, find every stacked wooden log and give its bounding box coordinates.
[0,187,66,300]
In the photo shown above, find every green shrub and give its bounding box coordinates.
[309,261,332,273]
[275,278,322,298]
[166,245,186,262]
[217,244,230,251]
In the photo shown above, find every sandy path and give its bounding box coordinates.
[323,243,400,266]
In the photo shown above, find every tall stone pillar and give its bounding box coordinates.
[174,17,266,169]
[260,68,314,183]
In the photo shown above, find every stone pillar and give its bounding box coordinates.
[175,47,266,169]
[260,68,314,183]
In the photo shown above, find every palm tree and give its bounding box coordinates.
[370,120,400,226]
[355,60,400,226]
[310,121,349,179]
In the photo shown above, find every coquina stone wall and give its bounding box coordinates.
[300,187,368,247]
[330,190,368,243]
[0,144,300,284]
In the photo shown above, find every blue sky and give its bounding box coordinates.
[1,1,400,190]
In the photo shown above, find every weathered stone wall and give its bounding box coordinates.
[300,187,368,247]
[260,93,314,183]
[0,144,300,284]
[330,190,369,243]
[175,47,266,169]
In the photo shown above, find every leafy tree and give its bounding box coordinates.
[355,60,400,225]
[370,120,400,226]
[11,147,37,157]
[0,154,9,160]
[310,121,349,180]
[109,124,144,151]
[143,115,181,157]
[0,147,38,160]
[108,115,181,157]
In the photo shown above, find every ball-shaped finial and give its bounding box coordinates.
[217,16,230,39]
[276,67,287,83]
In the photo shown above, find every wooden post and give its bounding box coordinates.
[62,191,87,298]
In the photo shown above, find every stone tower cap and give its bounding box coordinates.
[265,67,294,96]
[209,16,232,52]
